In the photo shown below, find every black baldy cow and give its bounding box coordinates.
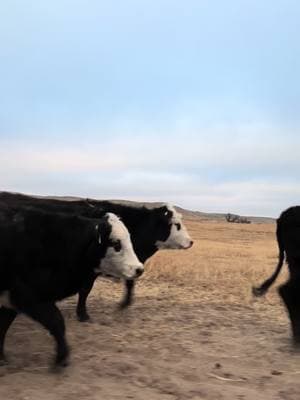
[0,192,193,321]
[253,206,300,344]
[0,207,143,367]
[77,199,193,319]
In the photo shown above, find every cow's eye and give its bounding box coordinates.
[175,223,181,231]
[112,240,121,252]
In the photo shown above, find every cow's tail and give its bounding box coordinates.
[252,220,285,297]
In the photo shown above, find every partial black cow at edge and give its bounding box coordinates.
[0,204,143,367]
[253,206,300,345]
[0,192,193,322]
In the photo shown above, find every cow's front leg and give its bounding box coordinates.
[119,279,135,309]
[76,276,96,322]
[0,307,17,365]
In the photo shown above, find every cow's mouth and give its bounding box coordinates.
[99,272,121,282]
[182,241,194,250]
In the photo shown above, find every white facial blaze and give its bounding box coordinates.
[97,213,143,279]
[156,204,192,250]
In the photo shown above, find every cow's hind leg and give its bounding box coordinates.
[279,279,300,345]
[76,276,96,322]
[27,303,69,367]
[0,307,17,364]
[120,279,135,309]
[12,295,69,367]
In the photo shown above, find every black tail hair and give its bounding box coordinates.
[252,219,285,297]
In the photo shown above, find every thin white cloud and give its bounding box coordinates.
[1,121,299,174]
[0,120,299,217]
[1,170,298,217]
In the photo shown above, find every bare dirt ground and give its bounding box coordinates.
[1,219,300,400]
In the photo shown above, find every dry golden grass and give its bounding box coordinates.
[143,218,287,306]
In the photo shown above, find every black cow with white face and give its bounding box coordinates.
[82,199,193,317]
[0,192,193,322]
[253,206,300,345]
[0,205,143,367]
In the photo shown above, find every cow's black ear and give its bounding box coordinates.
[86,198,96,208]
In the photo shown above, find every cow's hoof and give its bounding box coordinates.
[57,358,69,368]
[118,300,131,310]
[252,286,265,297]
[51,363,68,374]
[0,357,8,366]
[292,335,300,349]
[52,345,70,371]
[77,313,91,323]
[52,356,69,372]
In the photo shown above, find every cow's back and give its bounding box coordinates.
[0,192,103,219]
[0,207,100,300]
[278,206,300,262]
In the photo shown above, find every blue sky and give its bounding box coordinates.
[1,0,299,216]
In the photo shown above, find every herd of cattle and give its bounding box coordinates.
[0,191,193,368]
[0,191,299,371]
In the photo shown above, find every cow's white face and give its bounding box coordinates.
[96,213,144,280]
[156,204,193,250]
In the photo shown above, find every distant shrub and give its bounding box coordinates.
[226,213,251,224]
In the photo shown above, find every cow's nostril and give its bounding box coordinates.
[135,267,144,277]
[190,240,194,247]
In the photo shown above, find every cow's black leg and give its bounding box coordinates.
[120,279,135,309]
[76,276,96,322]
[0,307,17,364]
[279,280,300,345]
[28,303,69,367]
[14,299,69,367]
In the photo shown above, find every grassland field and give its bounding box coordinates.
[0,217,299,400]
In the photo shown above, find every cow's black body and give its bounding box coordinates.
[0,192,174,321]
[0,204,112,365]
[253,206,300,344]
